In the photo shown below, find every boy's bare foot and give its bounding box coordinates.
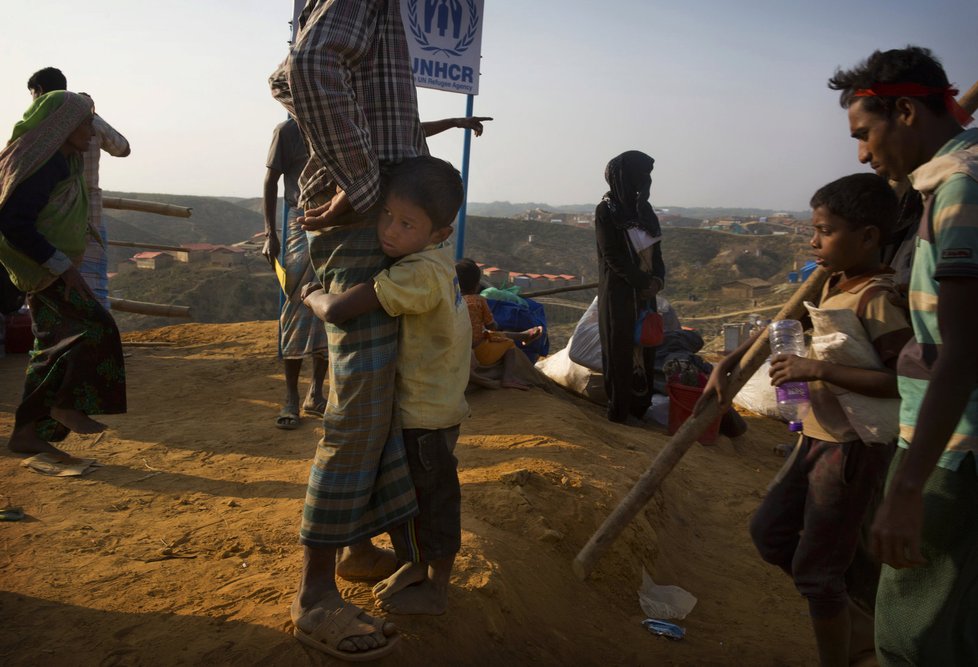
[290,592,397,658]
[373,562,427,600]
[336,543,399,581]
[7,425,71,460]
[49,407,106,434]
[378,580,447,616]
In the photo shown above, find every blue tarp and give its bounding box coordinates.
[486,297,550,362]
[799,261,817,282]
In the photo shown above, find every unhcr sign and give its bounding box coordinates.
[401,0,484,95]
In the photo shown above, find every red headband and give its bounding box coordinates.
[853,83,973,126]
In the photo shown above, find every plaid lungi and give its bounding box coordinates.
[279,208,328,359]
[300,207,417,546]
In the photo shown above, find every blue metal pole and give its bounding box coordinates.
[454,93,475,260]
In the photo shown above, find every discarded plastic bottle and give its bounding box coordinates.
[769,319,811,433]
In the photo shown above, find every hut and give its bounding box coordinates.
[172,243,216,263]
[210,246,246,267]
[720,278,772,299]
[133,252,174,271]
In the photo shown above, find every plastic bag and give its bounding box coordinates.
[732,360,782,419]
[805,300,900,444]
[638,569,697,620]
[487,297,549,361]
[535,340,607,404]
[568,297,602,371]
[481,285,526,306]
[634,310,664,347]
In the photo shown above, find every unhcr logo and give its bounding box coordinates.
[406,0,480,57]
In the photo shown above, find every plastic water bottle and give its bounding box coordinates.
[769,319,810,432]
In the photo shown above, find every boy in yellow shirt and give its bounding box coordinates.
[303,156,470,616]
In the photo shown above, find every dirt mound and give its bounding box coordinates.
[0,321,815,665]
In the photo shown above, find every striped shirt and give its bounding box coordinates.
[898,128,978,471]
[269,0,427,213]
[79,115,129,308]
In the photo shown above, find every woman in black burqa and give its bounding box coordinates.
[595,151,665,423]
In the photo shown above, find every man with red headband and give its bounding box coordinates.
[829,46,978,665]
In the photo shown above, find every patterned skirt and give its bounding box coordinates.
[300,208,417,546]
[16,278,126,442]
[279,208,328,359]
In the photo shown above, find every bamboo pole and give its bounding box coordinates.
[520,282,598,298]
[109,297,192,319]
[108,240,188,253]
[103,197,192,218]
[959,80,978,114]
[572,266,830,580]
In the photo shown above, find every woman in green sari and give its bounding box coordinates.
[0,91,126,460]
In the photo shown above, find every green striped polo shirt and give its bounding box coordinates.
[898,128,978,471]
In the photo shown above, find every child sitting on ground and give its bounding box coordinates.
[703,173,912,667]
[302,155,470,616]
[455,257,543,390]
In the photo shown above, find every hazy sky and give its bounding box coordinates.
[1,1,975,211]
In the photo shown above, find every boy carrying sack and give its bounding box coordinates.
[704,173,912,666]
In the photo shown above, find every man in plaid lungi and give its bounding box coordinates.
[269,0,426,659]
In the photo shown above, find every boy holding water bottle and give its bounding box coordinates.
[705,173,912,666]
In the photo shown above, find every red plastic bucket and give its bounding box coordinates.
[4,311,33,354]
[667,382,721,445]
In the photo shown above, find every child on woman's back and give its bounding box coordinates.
[455,257,542,390]
[302,155,470,616]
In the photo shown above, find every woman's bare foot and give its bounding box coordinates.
[7,425,71,460]
[373,562,427,601]
[335,542,399,581]
[49,407,106,434]
[378,580,448,616]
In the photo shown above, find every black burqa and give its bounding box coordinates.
[594,151,665,422]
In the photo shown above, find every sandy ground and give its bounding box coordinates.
[0,321,816,666]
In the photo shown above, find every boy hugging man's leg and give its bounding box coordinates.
[304,156,471,615]
[708,173,912,666]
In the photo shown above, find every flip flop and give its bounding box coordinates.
[293,604,399,662]
[302,401,326,419]
[0,507,25,521]
[275,410,300,430]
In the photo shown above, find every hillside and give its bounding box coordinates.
[110,256,280,332]
[100,193,811,339]
[468,201,809,221]
[103,191,265,251]
[462,216,810,294]
[0,320,817,665]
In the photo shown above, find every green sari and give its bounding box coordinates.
[0,91,92,292]
[1,91,126,443]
